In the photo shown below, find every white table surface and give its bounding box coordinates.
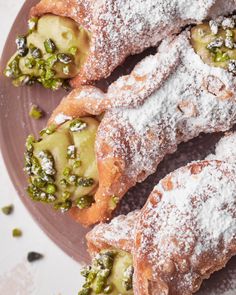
[0,1,84,294]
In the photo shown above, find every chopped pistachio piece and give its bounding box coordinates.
[73,160,82,169]
[27,251,43,262]
[69,46,78,55]
[25,57,36,69]
[38,151,56,175]
[15,36,26,48]
[209,20,218,35]
[67,145,76,159]
[17,47,29,57]
[30,46,42,59]
[48,194,56,202]
[225,36,234,49]
[12,228,22,237]
[57,53,72,64]
[214,50,229,62]
[228,59,236,74]
[77,177,94,187]
[1,204,14,215]
[226,29,234,38]
[12,75,32,87]
[59,178,69,188]
[4,56,21,79]
[222,17,235,30]
[40,125,56,136]
[46,183,57,194]
[68,174,78,185]
[122,266,134,291]
[94,274,106,293]
[69,119,87,132]
[54,199,72,212]
[29,105,43,120]
[78,288,91,295]
[28,17,38,32]
[16,35,28,57]
[104,284,113,294]
[45,68,56,80]
[45,125,57,135]
[61,191,71,201]
[109,195,119,210]
[44,38,56,53]
[81,266,92,278]
[46,54,57,67]
[40,77,63,90]
[76,195,94,209]
[63,167,71,177]
[207,37,224,51]
[33,177,46,188]
[63,65,70,75]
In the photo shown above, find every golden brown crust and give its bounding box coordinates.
[48,86,111,125]
[86,210,139,256]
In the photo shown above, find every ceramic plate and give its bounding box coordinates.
[0,1,235,293]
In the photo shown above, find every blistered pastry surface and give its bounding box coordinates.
[134,161,236,295]
[86,210,139,256]
[31,0,236,84]
[95,31,236,193]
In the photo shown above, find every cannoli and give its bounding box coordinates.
[4,1,236,89]
[82,160,236,295]
[26,20,236,226]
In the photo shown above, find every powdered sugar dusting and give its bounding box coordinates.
[123,32,235,132]
[86,210,139,256]
[207,132,236,164]
[136,161,236,294]
[32,0,236,84]
[54,113,72,125]
[87,132,236,293]
[98,31,236,187]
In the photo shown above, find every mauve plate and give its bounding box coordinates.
[0,1,236,293]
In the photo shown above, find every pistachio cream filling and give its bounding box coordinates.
[191,16,236,73]
[79,249,134,295]
[24,118,99,212]
[5,14,90,90]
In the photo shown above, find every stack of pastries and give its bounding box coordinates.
[4,0,236,294]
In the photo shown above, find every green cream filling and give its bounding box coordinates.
[191,20,236,71]
[24,117,99,212]
[79,249,134,295]
[5,14,90,90]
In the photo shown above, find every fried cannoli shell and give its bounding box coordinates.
[30,0,236,86]
[134,161,236,295]
[48,31,236,226]
[86,210,139,257]
[86,161,236,294]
